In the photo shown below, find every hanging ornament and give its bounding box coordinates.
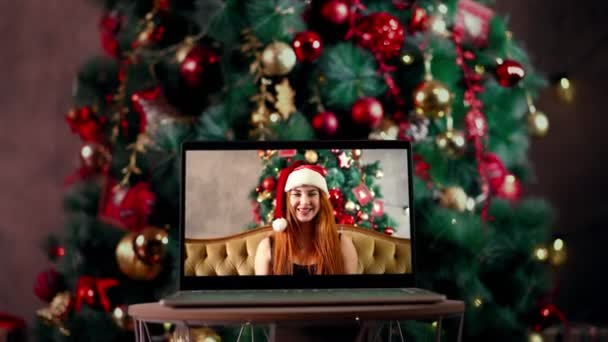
[116,232,163,280]
[36,292,72,336]
[133,226,169,265]
[304,150,319,164]
[328,189,345,209]
[179,45,220,88]
[352,149,362,160]
[66,106,105,142]
[74,276,119,312]
[320,0,350,25]
[436,130,467,158]
[454,0,494,47]
[80,142,111,173]
[99,11,122,57]
[261,177,276,192]
[99,179,156,231]
[344,200,356,212]
[372,200,384,217]
[409,6,428,33]
[465,109,488,139]
[384,227,395,236]
[496,174,521,201]
[34,269,65,302]
[186,327,222,342]
[527,111,549,137]
[312,111,339,137]
[413,80,453,119]
[439,186,468,212]
[554,75,575,103]
[275,78,296,120]
[261,42,297,76]
[375,170,384,179]
[369,118,399,140]
[292,31,323,62]
[257,191,272,203]
[480,153,507,193]
[337,213,355,225]
[354,12,405,60]
[352,184,373,206]
[351,97,384,128]
[337,151,353,169]
[495,59,526,87]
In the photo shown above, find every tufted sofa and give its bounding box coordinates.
[184,225,411,276]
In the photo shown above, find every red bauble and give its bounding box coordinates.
[66,107,105,142]
[495,59,526,87]
[321,0,350,25]
[99,12,121,57]
[337,213,355,225]
[34,269,65,302]
[179,46,220,87]
[293,31,323,62]
[496,174,521,201]
[384,227,395,235]
[351,97,384,128]
[409,6,428,32]
[481,153,507,192]
[355,12,405,60]
[328,188,345,209]
[262,177,276,192]
[312,111,339,136]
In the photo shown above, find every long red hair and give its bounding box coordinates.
[272,190,345,275]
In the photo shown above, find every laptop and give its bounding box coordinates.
[161,140,445,307]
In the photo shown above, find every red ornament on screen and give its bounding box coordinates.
[180,46,220,87]
[292,31,323,62]
[312,111,339,136]
[99,12,121,57]
[351,97,384,128]
[328,188,345,209]
[384,227,395,235]
[261,177,276,192]
[320,0,350,25]
[495,59,526,87]
[34,269,65,302]
[355,12,405,60]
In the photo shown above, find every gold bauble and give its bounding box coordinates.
[116,232,162,281]
[345,201,356,212]
[436,130,467,158]
[304,150,319,163]
[369,118,399,140]
[527,111,549,137]
[261,42,297,76]
[257,190,272,203]
[190,327,222,342]
[439,186,468,212]
[413,80,453,119]
[134,226,169,265]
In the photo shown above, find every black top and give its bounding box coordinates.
[268,233,342,276]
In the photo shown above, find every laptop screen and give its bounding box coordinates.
[180,141,415,289]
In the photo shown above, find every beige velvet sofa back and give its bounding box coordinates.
[184,225,411,276]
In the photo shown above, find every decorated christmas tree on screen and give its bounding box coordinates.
[33,0,567,340]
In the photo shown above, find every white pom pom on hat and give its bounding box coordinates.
[272,160,328,232]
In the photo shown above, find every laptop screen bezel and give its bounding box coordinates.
[179,140,417,290]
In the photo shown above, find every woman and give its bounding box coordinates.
[255,161,358,275]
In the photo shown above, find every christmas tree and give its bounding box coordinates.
[33,0,561,340]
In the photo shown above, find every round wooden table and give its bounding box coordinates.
[129,300,465,341]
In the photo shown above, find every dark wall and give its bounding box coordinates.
[0,0,606,326]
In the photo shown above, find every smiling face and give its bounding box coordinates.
[288,185,321,223]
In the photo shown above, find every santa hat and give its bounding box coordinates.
[272,161,329,232]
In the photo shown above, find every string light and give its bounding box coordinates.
[553,238,564,251]
[534,247,549,261]
[529,332,544,342]
[473,297,483,307]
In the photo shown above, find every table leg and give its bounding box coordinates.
[457,313,464,342]
[395,321,405,342]
[134,320,141,342]
[435,318,443,342]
